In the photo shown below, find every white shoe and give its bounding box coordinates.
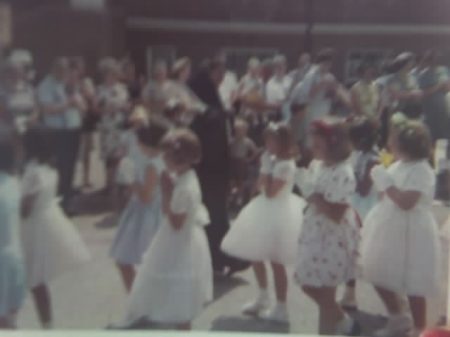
[336,315,359,336]
[340,287,357,310]
[261,303,289,323]
[242,294,270,316]
[374,314,413,337]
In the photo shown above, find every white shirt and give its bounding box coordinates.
[265,75,292,104]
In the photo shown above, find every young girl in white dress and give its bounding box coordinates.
[110,121,168,292]
[21,129,90,329]
[221,122,305,323]
[361,119,440,337]
[294,118,360,335]
[125,129,212,330]
[0,133,26,329]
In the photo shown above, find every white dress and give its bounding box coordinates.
[221,154,305,265]
[21,162,90,288]
[361,160,441,296]
[294,160,360,287]
[126,170,212,324]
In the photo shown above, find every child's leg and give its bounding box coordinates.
[303,286,345,335]
[271,262,287,303]
[408,296,426,331]
[31,284,52,328]
[340,279,357,309]
[374,286,413,336]
[375,286,402,315]
[243,262,269,315]
[117,264,136,292]
[252,262,268,290]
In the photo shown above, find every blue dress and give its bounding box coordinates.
[0,173,26,317]
[110,155,164,265]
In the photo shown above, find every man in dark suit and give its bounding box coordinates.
[189,57,248,275]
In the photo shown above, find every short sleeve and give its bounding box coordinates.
[260,152,273,175]
[323,165,356,204]
[402,162,435,194]
[273,161,295,182]
[21,168,41,197]
[170,188,192,214]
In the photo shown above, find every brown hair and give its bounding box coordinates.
[395,121,431,160]
[264,122,297,160]
[162,128,202,166]
[311,117,352,163]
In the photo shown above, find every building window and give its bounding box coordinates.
[146,45,176,75]
[345,49,392,84]
[224,47,278,76]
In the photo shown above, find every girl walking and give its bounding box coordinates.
[21,129,90,329]
[361,119,440,337]
[125,129,212,330]
[294,118,360,335]
[0,132,26,329]
[110,121,168,292]
[221,122,305,322]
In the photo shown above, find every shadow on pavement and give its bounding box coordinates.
[72,190,113,215]
[94,213,120,229]
[212,274,248,302]
[210,316,289,333]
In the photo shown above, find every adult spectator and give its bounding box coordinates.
[418,50,450,142]
[288,52,312,94]
[386,52,423,119]
[350,61,380,118]
[190,57,248,275]
[290,48,338,147]
[142,60,172,117]
[37,58,86,214]
[265,55,291,120]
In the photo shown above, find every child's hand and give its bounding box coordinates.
[161,171,174,194]
[371,165,394,191]
[296,168,314,198]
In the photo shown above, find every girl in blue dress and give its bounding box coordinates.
[110,121,168,292]
[0,132,26,329]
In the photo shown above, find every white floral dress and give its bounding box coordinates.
[295,160,360,287]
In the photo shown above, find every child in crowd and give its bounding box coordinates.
[21,129,90,329]
[96,60,130,195]
[115,105,150,208]
[338,117,380,311]
[349,117,380,220]
[0,132,26,329]
[361,119,440,337]
[221,122,305,323]
[125,129,212,330]
[295,117,360,335]
[110,121,168,292]
[229,118,259,209]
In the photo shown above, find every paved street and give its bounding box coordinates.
[15,141,448,334]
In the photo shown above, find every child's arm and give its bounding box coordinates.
[20,171,40,218]
[309,194,348,223]
[264,176,286,199]
[161,172,187,231]
[133,166,158,203]
[385,187,421,211]
[371,165,421,210]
